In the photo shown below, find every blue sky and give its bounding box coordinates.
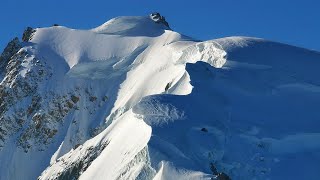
[1,0,319,52]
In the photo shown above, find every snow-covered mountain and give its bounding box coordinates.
[1,14,320,180]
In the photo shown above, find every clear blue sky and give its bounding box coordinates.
[1,0,319,52]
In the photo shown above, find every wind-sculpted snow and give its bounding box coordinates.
[134,60,320,179]
[0,14,320,180]
[133,95,185,126]
[176,41,227,68]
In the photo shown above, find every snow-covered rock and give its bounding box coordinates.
[0,14,319,180]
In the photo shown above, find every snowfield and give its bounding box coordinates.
[0,14,320,180]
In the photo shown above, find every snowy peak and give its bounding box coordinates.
[1,13,320,180]
[91,14,170,37]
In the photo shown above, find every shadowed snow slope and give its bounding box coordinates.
[0,15,320,180]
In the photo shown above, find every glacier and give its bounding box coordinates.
[0,14,319,180]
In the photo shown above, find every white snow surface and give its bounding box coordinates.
[1,15,320,180]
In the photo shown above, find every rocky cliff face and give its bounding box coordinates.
[0,45,55,151]
[0,37,21,77]
[0,45,107,153]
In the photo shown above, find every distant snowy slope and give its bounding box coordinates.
[216,36,320,85]
[0,14,319,180]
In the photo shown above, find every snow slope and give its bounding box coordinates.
[0,14,320,180]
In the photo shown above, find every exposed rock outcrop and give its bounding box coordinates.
[22,27,36,42]
[0,37,21,76]
[150,12,170,29]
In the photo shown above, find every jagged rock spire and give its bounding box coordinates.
[22,27,36,42]
[0,37,21,75]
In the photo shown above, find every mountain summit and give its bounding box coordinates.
[92,13,170,37]
[0,14,320,180]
